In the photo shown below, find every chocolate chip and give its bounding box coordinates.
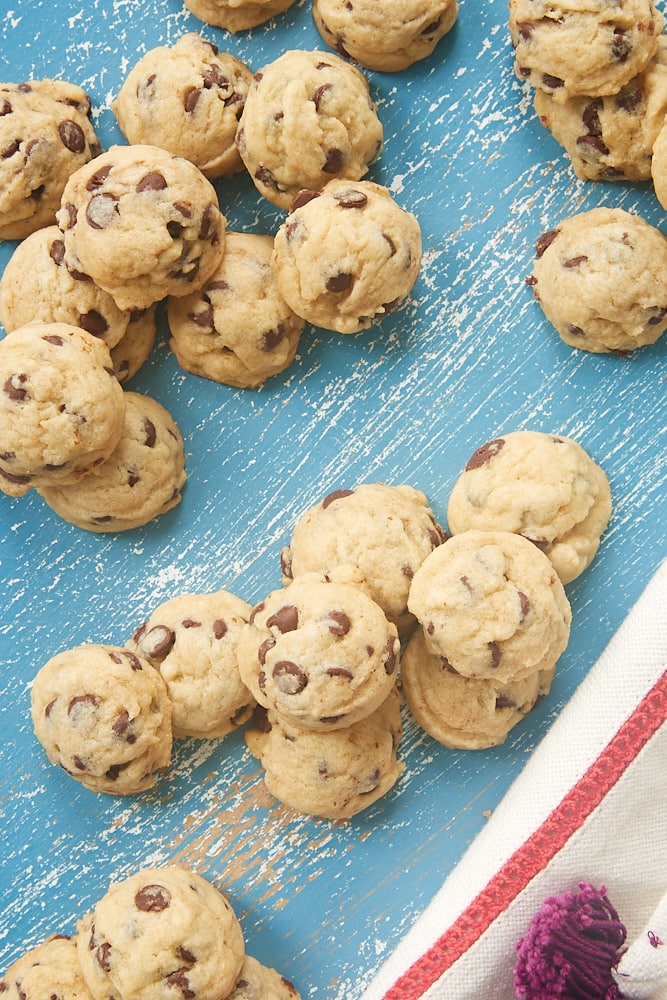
[334,189,367,209]
[562,255,588,268]
[576,134,609,156]
[325,666,353,678]
[488,641,501,668]
[3,373,28,401]
[112,710,136,743]
[535,229,559,257]
[383,233,397,256]
[135,884,172,911]
[67,693,99,716]
[290,189,321,212]
[166,969,194,999]
[140,625,175,659]
[86,166,111,190]
[86,192,119,229]
[49,238,66,265]
[266,604,298,633]
[255,166,278,191]
[327,610,350,636]
[542,73,564,90]
[272,660,308,694]
[312,83,332,110]
[252,704,271,732]
[615,85,643,114]
[212,619,227,639]
[189,305,214,330]
[184,88,201,113]
[262,324,285,350]
[258,637,276,665]
[58,119,86,153]
[323,147,344,173]
[280,547,293,579]
[518,591,531,621]
[143,418,157,447]
[465,437,505,471]
[96,941,112,971]
[322,488,354,508]
[79,310,109,336]
[383,637,398,675]
[495,694,517,710]
[326,272,352,293]
[611,31,631,63]
[136,171,167,192]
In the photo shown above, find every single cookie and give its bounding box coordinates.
[237,572,400,732]
[0,226,132,350]
[271,180,421,333]
[245,687,404,819]
[0,321,126,498]
[313,0,458,73]
[113,34,252,180]
[126,588,255,740]
[30,643,173,795]
[401,626,551,749]
[509,0,664,104]
[446,431,612,584]
[280,483,447,636]
[0,934,94,1000]
[182,0,297,32]
[167,231,304,388]
[528,206,667,353]
[227,955,300,1000]
[407,530,572,685]
[56,144,226,311]
[76,866,245,1000]
[109,306,157,384]
[235,49,382,210]
[0,79,102,241]
[37,391,186,532]
[534,35,667,181]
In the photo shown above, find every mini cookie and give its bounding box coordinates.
[528,206,667,353]
[109,306,157,384]
[0,934,94,1000]
[126,588,254,740]
[313,0,459,73]
[280,483,446,636]
[37,391,186,532]
[407,530,572,685]
[237,572,400,732]
[534,36,667,181]
[509,0,664,104]
[0,321,126,498]
[401,626,551,750]
[30,643,173,795]
[76,866,245,1000]
[446,431,612,584]
[0,226,132,350]
[235,49,382,210]
[167,231,304,388]
[271,180,421,333]
[182,0,297,32]
[113,34,252,180]
[56,144,226,311]
[228,955,300,999]
[0,80,102,241]
[245,687,404,819]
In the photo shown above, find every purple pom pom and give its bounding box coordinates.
[514,883,627,999]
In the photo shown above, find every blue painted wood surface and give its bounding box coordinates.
[0,0,665,996]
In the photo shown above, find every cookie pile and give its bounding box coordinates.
[0,864,301,1000]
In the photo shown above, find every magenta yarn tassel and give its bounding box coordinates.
[514,883,627,999]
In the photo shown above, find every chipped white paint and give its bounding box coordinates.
[0,0,666,997]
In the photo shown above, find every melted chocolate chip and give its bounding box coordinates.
[258,637,276,665]
[135,884,171,911]
[290,189,321,212]
[86,166,111,190]
[184,88,201,113]
[272,660,307,694]
[136,171,167,192]
[322,488,354,509]
[49,238,66,265]
[262,324,285,350]
[334,189,367,209]
[212,619,227,639]
[58,119,85,153]
[535,229,559,258]
[465,437,505,471]
[488,641,502,668]
[266,604,298,633]
[141,624,175,659]
[3,373,28,401]
[326,272,352,293]
[79,309,109,336]
[86,192,119,229]
[143,418,157,447]
[327,610,350,636]
[323,147,344,173]
[383,637,398,675]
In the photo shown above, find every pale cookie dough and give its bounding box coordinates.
[648,114,667,208]
[76,866,245,1000]
[0,79,102,241]
[0,934,94,1000]
[235,49,382,210]
[401,626,552,750]
[509,0,664,104]
[313,0,459,73]
[113,34,252,180]
[245,687,404,819]
[109,306,157,384]
[0,226,132,350]
[56,144,226,311]
[228,955,300,1000]
[38,391,186,532]
[237,572,400,732]
[407,530,572,685]
[280,482,446,636]
[182,0,297,32]
[271,180,422,333]
[534,35,667,181]
[167,231,304,388]
[0,321,126,498]
[126,588,254,740]
[528,206,667,353]
[30,643,173,795]
[446,431,612,584]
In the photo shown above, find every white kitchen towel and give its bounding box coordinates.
[363,557,667,1000]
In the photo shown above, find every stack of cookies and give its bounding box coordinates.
[0,864,301,1000]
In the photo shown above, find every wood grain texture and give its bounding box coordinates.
[0,0,665,996]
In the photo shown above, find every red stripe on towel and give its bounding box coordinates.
[382,669,667,1000]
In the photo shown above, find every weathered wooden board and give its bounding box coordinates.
[0,0,665,996]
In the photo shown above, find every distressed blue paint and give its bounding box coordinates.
[0,0,665,996]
